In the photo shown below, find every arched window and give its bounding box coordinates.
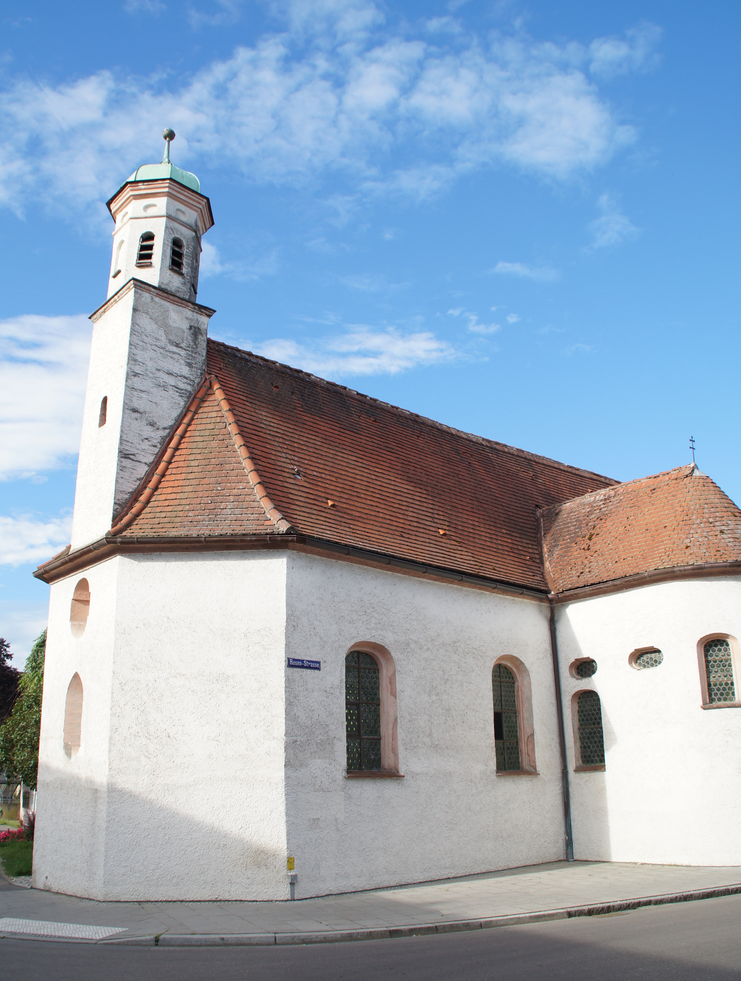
[574,690,605,769]
[136,232,155,265]
[344,643,399,775]
[70,578,90,637]
[112,238,125,279]
[98,396,107,428]
[63,673,83,758]
[170,237,185,272]
[492,657,537,774]
[492,664,520,771]
[700,636,738,706]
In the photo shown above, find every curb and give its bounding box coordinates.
[99,882,741,948]
[3,883,740,947]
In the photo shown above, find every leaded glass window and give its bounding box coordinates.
[575,659,597,678]
[704,639,736,704]
[493,663,520,771]
[634,649,663,670]
[577,690,605,766]
[345,651,381,771]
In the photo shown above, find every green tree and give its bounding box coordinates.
[0,630,45,789]
[0,637,20,724]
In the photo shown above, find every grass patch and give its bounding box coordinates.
[0,839,32,878]
[0,819,20,828]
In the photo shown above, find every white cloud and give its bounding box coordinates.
[0,315,91,480]
[188,0,244,28]
[337,272,408,293]
[587,192,640,249]
[0,16,657,221]
[124,0,166,13]
[491,261,559,282]
[0,601,49,667]
[200,240,280,280]
[0,513,72,567]
[447,307,500,334]
[506,313,520,323]
[252,325,458,377]
[588,23,662,79]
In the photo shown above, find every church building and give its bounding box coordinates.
[32,135,741,901]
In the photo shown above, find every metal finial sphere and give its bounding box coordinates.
[163,128,176,142]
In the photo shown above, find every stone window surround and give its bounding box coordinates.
[344,641,401,778]
[70,578,90,638]
[492,655,538,776]
[63,672,83,759]
[697,632,741,710]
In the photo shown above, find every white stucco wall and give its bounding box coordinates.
[33,558,119,896]
[34,551,290,901]
[558,576,741,866]
[282,552,567,898]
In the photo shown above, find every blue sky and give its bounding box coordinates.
[1,0,739,662]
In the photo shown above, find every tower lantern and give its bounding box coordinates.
[106,129,214,303]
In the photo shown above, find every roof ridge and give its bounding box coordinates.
[207,339,616,485]
[542,463,698,518]
[209,374,294,534]
[109,378,212,536]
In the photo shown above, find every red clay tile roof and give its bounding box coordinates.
[114,339,615,590]
[114,380,288,538]
[541,464,741,593]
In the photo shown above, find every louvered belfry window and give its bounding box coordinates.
[170,237,184,272]
[577,690,605,766]
[493,663,520,771]
[345,651,381,771]
[704,639,736,704]
[136,232,155,265]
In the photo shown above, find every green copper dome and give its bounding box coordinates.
[127,161,200,192]
[126,129,200,193]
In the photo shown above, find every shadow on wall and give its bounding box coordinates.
[553,612,612,863]
[32,764,289,903]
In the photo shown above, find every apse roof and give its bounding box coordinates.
[540,464,741,593]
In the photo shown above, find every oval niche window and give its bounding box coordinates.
[70,578,90,637]
[570,658,597,679]
[63,673,83,758]
[630,648,664,670]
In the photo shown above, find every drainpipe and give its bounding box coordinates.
[548,596,574,862]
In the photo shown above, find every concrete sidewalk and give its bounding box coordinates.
[1,861,740,946]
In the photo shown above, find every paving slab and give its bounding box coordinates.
[1,861,740,946]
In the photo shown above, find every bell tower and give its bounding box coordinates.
[70,130,216,550]
[106,129,212,303]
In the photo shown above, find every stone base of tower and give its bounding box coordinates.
[32,551,291,902]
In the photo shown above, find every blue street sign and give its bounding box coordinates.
[287,658,321,670]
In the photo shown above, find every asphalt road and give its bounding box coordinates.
[2,895,740,981]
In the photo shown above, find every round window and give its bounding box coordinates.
[573,659,597,679]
